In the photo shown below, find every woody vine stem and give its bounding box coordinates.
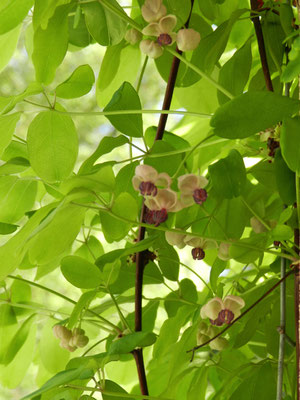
[132,2,195,395]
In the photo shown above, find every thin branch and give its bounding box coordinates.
[277,255,287,400]
[188,269,295,359]
[250,0,273,91]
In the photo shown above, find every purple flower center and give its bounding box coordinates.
[210,309,234,326]
[193,188,207,205]
[144,208,168,227]
[191,247,205,260]
[157,33,172,46]
[139,181,158,196]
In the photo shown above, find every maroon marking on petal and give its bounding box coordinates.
[193,188,207,205]
[210,317,224,327]
[157,33,172,46]
[152,208,168,226]
[191,247,205,260]
[218,309,234,324]
[139,181,158,196]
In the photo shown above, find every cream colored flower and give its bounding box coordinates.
[184,235,217,260]
[125,28,143,45]
[178,174,208,207]
[197,321,228,350]
[200,295,245,326]
[141,0,167,23]
[139,39,163,58]
[142,15,177,46]
[165,231,187,248]
[218,242,231,261]
[177,28,200,51]
[145,188,181,212]
[132,164,171,196]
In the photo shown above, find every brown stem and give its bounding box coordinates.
[188,269,295,359]
[133,1,195,395]
[250,0,274,92]
[295,228,300,400]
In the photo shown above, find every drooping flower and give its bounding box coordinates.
[125,28,143,45]
[176,28,200,51]
[218,242,231,261]
[165,231,186,248]
[139,39,163,59]
[132,165,171,197]
[141,0,167,23]
[142,15,177,46]
[144,188,182,226]
[184,236,217,260]
[178,174,208,207]
[197,321,228,350]
[200,295,245,327]
[53,325,89,352]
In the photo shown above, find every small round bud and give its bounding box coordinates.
[53,325,72,341]
[125,28,142,45]
[60,339,77,352]
[76,335,89,348]
[176,29,200,51]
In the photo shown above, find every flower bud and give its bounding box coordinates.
[210,337,228,351]
[125,28,142,45]
[140,39,163,58]
[70,334,89,348]
[197,332,210,346]
[60,339,77,352]
[53,325,72,341]
[141,0,167,22]
[176,29,200,51]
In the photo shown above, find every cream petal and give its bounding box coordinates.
[155,188,177,210]
[165,231,186,248]
[250,216,268,234]
[176,28,201,52]
[140,39,163,58]
[198,176,209,188]
[223,295,245,315]
[158,14,177,33]
[178,174,199,193]
[156,172,172,188]
[200,297,223,320]
[198,321,208,334]
[135,164,158,181]
[144,196,160,211]
[125,28,142,45]
[142,1,166,22]
[184,235,204,248]
[197,333,210,346]
[142,22,160,37]
[218,242,231,261]
[203,239,218,250]
[132,175,142,191]
[180,194,195,208]
[209,337,228,351]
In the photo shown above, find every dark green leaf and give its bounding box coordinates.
[104,82,143,138]
[108,331,156,355]
[274,149,296,205]
[281,116,300,173]
[211,91,300,139]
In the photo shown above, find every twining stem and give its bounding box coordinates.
[277,256,286,400]
[7,274,121,333]
[188,269,296,358]
[250,0,274,92]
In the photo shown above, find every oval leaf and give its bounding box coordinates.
[281,116,300,174]
[61,255,102,289]
[27,111,78,182]
[55,64,95,99]
[108,331,157,355]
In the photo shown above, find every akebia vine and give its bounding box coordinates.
[0,0,300,399]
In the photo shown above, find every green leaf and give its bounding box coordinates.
[165,0,191,23]
[97,43,141,108]
[102,380,134,400]
[0,0,33,34]
[0,25,21,73]
[108,331,157,355]
[68,10,92,47]
[61,256,102,289]
[218,38,252,104]
[2,314,35,365]
[209,150,246,198]
[250,160,277,191]
[281,116,300,174]
[82,1,126,46]
[274,149,296,205]
[21,366,94,400]
[145,140,182,176]
[28,204,85,265]
[100,193,138,242]
[79,135,128,175]
[0,82,43,115]
[27,111,78,182]
[211,91,300,139]
[103,82,143,138]
[0,222,18,235]
[0,112,21,157]
[229,234,267,263]
[0,177,37,223]
[210,258,226,293]
[158,242,180,281]
[55,64,95,99]
[271,224,293,241]
[32,4,70,84]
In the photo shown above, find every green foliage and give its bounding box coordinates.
[0,1,299,399]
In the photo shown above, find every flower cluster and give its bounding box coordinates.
[200,295,245,327]
[125,0,201,58]
[197,321,228,351]
[132,165,208,227]
[53,325,89,352]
